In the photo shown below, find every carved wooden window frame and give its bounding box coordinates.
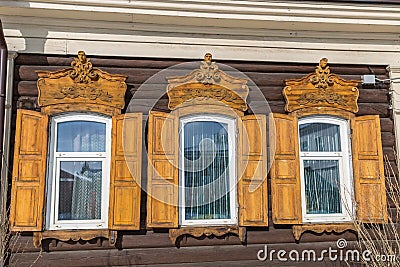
[10,52,142,248]
[298,115,353,223]
[271,59,387,241]
[46,113,112,230]
[178,113,238,226]
[147,54,268,245]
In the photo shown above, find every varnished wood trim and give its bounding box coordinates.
[169,226,246,245]
[293,107,355,120]
[33,230,112,248]
[41,104,120,116]
[167,54,249,112]
[292,224,356,241]
[175,101,243,118]
[37,51,127,110]
[283,58,359,114]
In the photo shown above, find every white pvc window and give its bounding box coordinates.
[47,113,111,230]
[299,116,353,223]
[179,115,237,226]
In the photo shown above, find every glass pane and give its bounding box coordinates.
[183,121,231,220]
[303,160,342,214]
[299,122,341,152]
[58,161,102,220]
[57,121,106,152]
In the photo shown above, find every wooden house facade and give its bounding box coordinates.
[1,1,400,266]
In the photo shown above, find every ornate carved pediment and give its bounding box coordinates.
[292,224,356,241]
[167,53,249,111]
[169,226,246,246]
[37,51,127,110]
[283,58,359,113]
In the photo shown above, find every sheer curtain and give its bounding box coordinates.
[299,123,342,215]
[183,121,230,220]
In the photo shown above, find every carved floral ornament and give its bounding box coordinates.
[36,51,127,110]
[283,58,360,113]
[166,53,249,111]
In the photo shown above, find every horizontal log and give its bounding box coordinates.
[10,241,364,266]
[381,132,395,148]
[15,54,389,75]
[16,66,388,90]
[383,147,395,161]
[358,103,390,117]
[380,118,394,133]
[9,226,360,253]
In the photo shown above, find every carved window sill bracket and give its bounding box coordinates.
[169,226,246,245]
[33,230,117,248]
[292,223,357,241]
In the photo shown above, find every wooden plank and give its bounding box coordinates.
[351,115,387,223]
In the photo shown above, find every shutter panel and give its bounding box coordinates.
[351,115,387,223]
[147,111,178,228]
[10,110,48,231]
[109,113,142,230]
[238,115,268,226]
[269,113,302,224]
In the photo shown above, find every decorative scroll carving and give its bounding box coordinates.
[169,226,246,245]
[37,51,127,110]
[69,51,98,83]
[167,53,249,111]
[33,230,113,248]
[292,224,357,241]
[283,58,359,113]
[196,52,221,84]
[54,85,113,102]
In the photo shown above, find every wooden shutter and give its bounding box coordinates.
[147,111,178,228]
[10,110,48,231]
[109,113,142,230]
[351,115,387,223]
[238,115,268,226]
[269,113,302,224]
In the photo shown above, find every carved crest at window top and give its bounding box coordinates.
[36,51,127,111]
[166,53,249,111]
[283,58,360,113]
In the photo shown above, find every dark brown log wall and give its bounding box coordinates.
[8,54,395,266]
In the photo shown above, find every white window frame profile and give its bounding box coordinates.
[179,114,237,226]
[298,116,354,223]
[46,113,112,230]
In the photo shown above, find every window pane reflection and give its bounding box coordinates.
[57,121,106,152]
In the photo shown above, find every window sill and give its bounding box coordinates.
[169,226,246,245]
[292,223,357,241]
[33,229,116,248]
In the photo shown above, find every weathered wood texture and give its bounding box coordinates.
[9,54,395,266]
